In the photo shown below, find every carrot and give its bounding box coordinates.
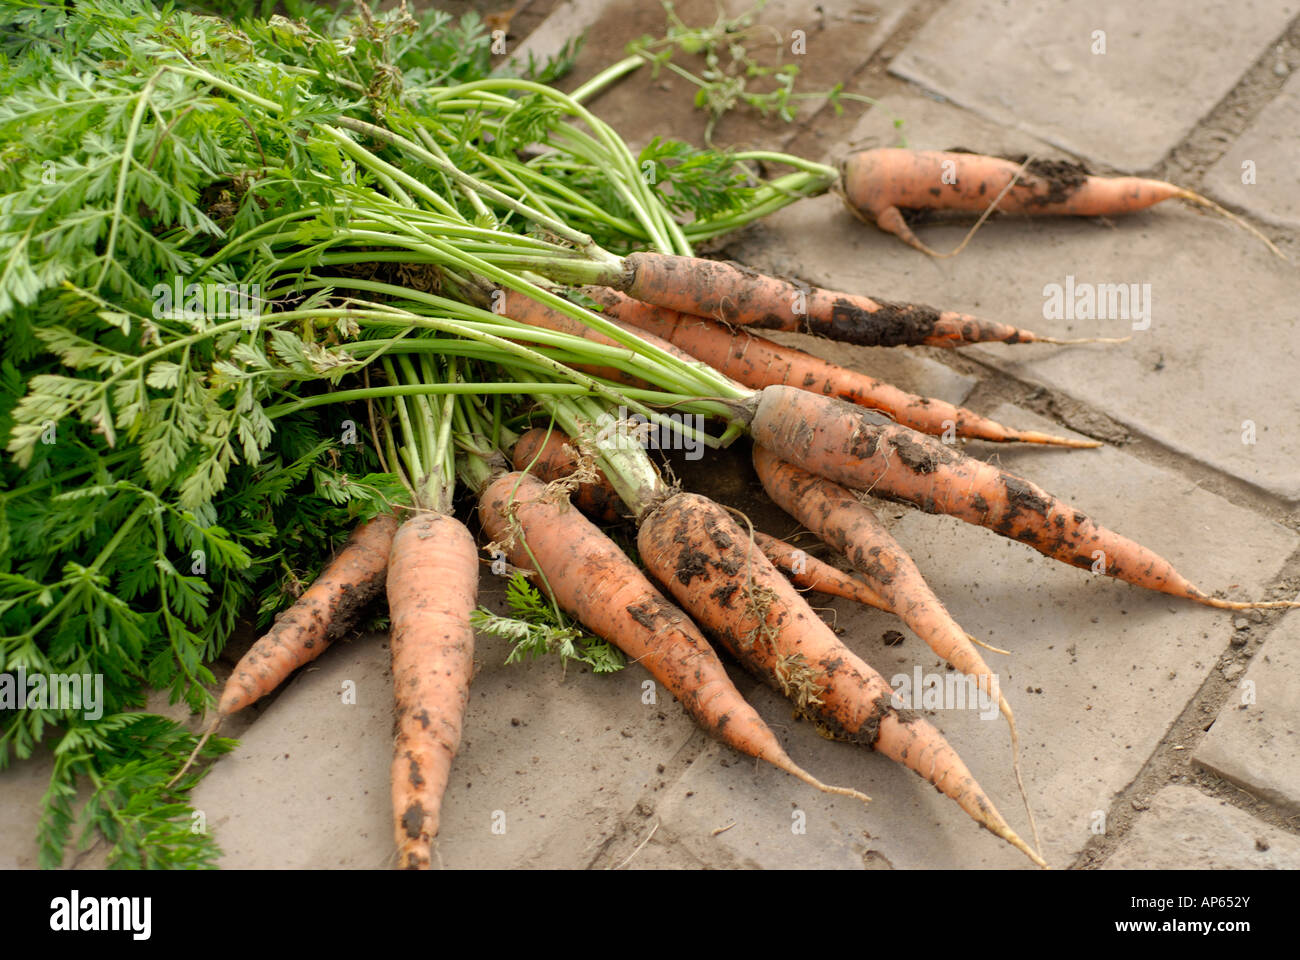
[585,286,1099,447]
[748,385,1300,611]
[511,427,626,523]
[478,470,870,806]
[387,511,478,869]
[167,512,399,787]
[635,490,1046,866]
[752,443,1041,853]
[220,512,400,715]
[618,252,1122,347]
[750,529,890,613]
[841,148,1285,260]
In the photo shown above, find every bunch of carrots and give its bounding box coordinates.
[20,1,1291,870]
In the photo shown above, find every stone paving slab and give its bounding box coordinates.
[1203,67,1300,230]
[1102,785,1300,869]
[889,0,1297,171]
[1193,612,1300,813]
[734,150,1300,502]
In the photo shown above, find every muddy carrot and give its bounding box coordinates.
[584,286,1099,446]
[747,385,1299,611]
[635,490,1046,866]
[841,148,1285,259]
[388,511,478,870]
[617,252,1119,347]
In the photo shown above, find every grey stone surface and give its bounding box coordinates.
[1194,613,1300,812]
[890,0,1298,171]
[1204,68,1300,229]
[1102,785,1300,868]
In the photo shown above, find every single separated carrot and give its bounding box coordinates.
[388,511,478,869]
[618,252,1119,348]
[584,286,1098,447]
[752,444,1041,852]
[841,148,1285,259]
[479,470,870,807]
[636,491,1046,866]
[166,512,399,787]
[748,384,1300,611]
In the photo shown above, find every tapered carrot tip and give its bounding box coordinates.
[771,753,871,807]
[1196,595,1300,610]
[1012,430,1103,449]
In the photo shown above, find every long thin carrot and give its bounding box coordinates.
[617,252,1121,348]
[841,148,1286,260]
[479,470,870,807]
[747,385,1299,611]
[584,286,1099,447]
[752,443,1041,853]
[167,512,399,787]
[635,490,1046,867]
[388,511,478,870]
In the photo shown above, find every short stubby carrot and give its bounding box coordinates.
[511,427,626,523]
[618,252,1109,347]
[841,148,1284,259]
[585,286,1099,446]
[387,511,478,870]
[635,490,1045,866]
[478,471,869,806]
[748,385,1299,611]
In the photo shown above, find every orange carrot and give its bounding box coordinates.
[387,512,478,869]
[635,490,1046,866]
[748,385,1299,611]
[841,148,1285,259]
[618,252,1119,347]
[165,511,400,787]
[478,470,869,805]
[511,427,627,523]
[585,286,1099,447]
[753,443,1041,851]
